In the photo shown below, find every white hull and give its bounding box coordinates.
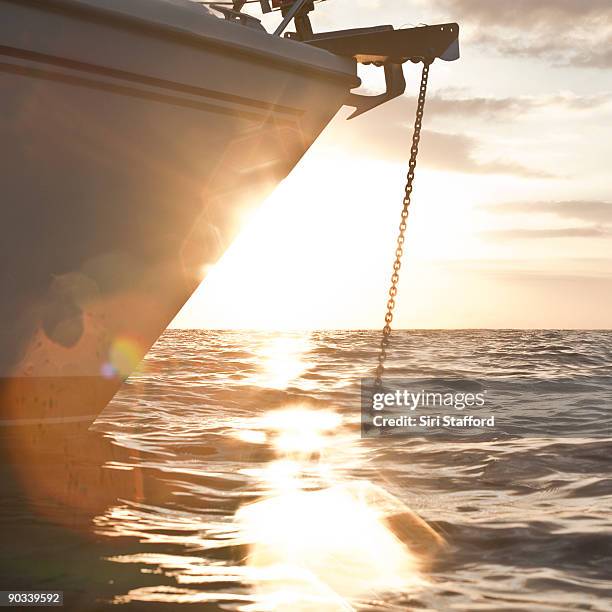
[0,0,357,428]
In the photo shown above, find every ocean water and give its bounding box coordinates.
[87,329,612,611]
[6,330,611,611]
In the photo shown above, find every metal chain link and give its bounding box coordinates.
[374,60,431,390]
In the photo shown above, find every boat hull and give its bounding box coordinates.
[0,0,357,431]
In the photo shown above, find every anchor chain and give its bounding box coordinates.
[374,60,431,390]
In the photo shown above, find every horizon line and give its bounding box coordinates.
[167,327,612,332]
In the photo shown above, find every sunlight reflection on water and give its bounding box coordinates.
[100,405,437,609]
[254,334,314,390]
[95,332,446,609]
[234,405,438,610]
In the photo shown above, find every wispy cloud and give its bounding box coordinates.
[434,0,612,27]
[329,111,553,177]
[480,200,612,241]
[482,200,612,223]
[419,130,552,177]
[440,256,612,275]
[354,89,610,122]
[432,0,612,68]
[425,91,611,118]
[483,226,611,240]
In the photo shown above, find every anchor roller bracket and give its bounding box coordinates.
[346,62,406,119]
[304,23,459,119]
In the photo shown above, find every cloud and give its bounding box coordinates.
[354,88,610,122]
[432,0,612,68]
[435,0,612,25]
[325,85,610,179]
[483,226,611,240]
[479,200,612,241]
[440,256,612,279]
[418,130,551,177]
[329,106,552,177]
[425,91,611,118]
[482,200,612,223]
[426,95,524,118]
[474,33,612,69]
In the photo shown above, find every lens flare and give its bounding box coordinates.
[104,336,144,379]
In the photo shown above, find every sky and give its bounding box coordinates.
[172,0,612,329]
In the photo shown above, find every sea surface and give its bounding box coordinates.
[9,330,612,611]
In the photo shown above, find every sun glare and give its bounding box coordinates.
[235,404,435,609]
[254,335,312,390]
[172,147,527,330]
